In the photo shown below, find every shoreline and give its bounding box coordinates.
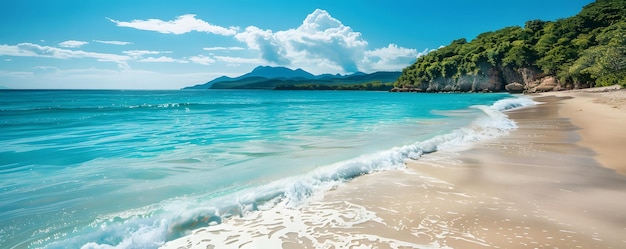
[314,92,626,248]
[535,85,626,175]
[161,89,626,248]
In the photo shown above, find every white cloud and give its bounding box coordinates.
[122,50,166,58]
[361,44,426,71]
[102,9,420,74]
[93,40,133,45]
[231,9,422,74]
[234,9,369,73]
[235,26,289,65]
[203,46,245,51]
[188,55,215,65]
[1,43,127,61]
[0,43,131,69]
[123,50,192,64]
[0,44,37,57]
[108,14,238,36]
[59,40,89,48]
[138,56,188,63]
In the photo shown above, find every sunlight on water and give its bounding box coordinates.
[0,90,526,248]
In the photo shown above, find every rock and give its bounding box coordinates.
[486,66,504,91]
[533,76,560,92]
[396,65,558,94]
[389,87,423,92]
[505,82,525,93]
[518,68,540,85]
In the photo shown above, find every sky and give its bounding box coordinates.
[0,0,594,89]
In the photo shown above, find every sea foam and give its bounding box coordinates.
[50,95,536,249]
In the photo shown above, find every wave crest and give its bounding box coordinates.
[51,96,536,249]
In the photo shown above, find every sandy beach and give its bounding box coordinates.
[544,85,626,175]
[162,87,626,249]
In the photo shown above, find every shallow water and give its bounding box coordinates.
[0,90,530,248]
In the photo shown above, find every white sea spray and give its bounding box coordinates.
[0,90,534,249]
[73,95,536,249]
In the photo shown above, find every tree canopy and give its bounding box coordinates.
[396,0,626,89]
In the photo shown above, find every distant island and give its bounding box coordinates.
[393,0,626,93]
[183,66,400,91]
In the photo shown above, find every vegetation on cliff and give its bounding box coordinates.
[395,0,626,91]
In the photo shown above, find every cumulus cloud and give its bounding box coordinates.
[234,9,367,73]
[235,26,290,65]
[102,9,421,73]
[361,44,427,71]
[108,14,238,36]
[203,46,245,51]
[93,40,132,45]
[59,40,89,48]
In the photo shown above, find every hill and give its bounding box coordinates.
[183,66,401,90]
[394,0,626,93]
[183,66,315,90]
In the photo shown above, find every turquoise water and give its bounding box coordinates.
[0,90,532,248]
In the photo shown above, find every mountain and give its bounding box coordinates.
[183,66,401,90]
[245,66,315,79]
[394,0,626,93]
[184,66,314,90]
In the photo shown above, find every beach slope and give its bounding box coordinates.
[161,88,626,248]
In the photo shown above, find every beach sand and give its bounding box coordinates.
[544,85,626,175]
[161,88,626,249]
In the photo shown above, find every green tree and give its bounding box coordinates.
[395,0,626,90]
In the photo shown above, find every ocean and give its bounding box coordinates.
[0,90,534,248]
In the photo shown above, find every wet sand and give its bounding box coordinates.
[543,86,626,175]
[162,89,626,249]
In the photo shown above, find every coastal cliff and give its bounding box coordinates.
[392,62,542,93]
[393,0,626,93]
[391,63,566,93]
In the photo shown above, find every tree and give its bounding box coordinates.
[394,0,626,90]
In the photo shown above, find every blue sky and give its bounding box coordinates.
[1,0,593,89]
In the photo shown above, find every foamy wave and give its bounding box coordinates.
[53,96,535,249]
[491,96,536,112]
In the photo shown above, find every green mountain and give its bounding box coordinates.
[183,66,316,89]
[183,66,401,90]
[394,0,626,93]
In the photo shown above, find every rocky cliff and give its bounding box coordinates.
[390,63,577,94]
[393,1,626,93]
